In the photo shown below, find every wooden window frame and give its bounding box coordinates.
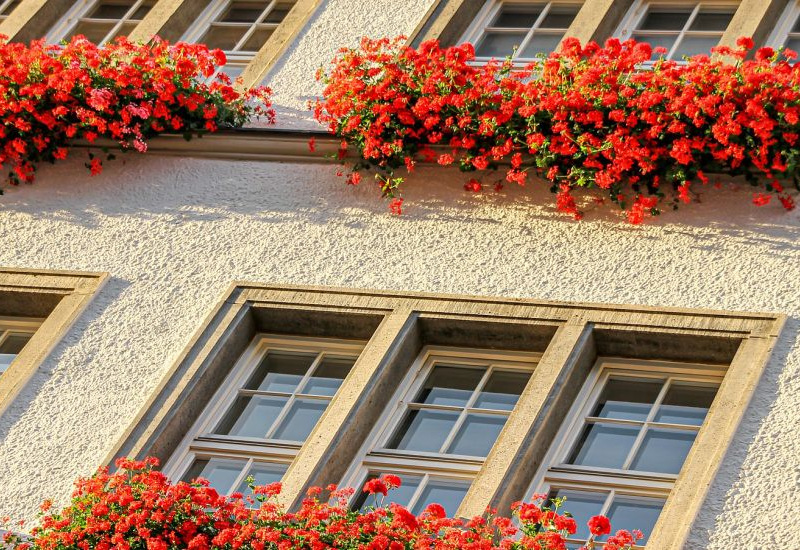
[46,0,154,44]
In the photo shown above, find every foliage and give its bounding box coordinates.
[0,458,642,550]
[0,35,273,189]
[314,36,799,222]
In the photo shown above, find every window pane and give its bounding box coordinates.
[234,462,287,494]
[654,384,717,425]
[414,365,483,406]
[793,16,800,33]
[246,350,316,393]
[689,10,734,31]
[388,409,460,452]
[270,398,327,441]
[301,356,353,396]
[355,473,423,511]
[0,354,15,374]
[630,32,678,55]
[569,423,640,469]
[447,413,506,456]
[591,378,662,421]
[603,496,665,543]
[492,7,542,28]
[201,24,249,50]
[110,21,137,39]
[547,489,607,541]
[411,479,470,516]
[182,458,244,494]
[475,32,527,57]
[473,370,530,410]
[673,35,720,58]
[0,333,32,355]
[540,5,579,28]
[629,428,696,474]
[1,0,20,16]
[71,21,115,42]
[638,9,691,31]
[221,1,268,22]
[787,36,800,51]
[241,26,274,51]
[264,2,294,23]
[519,33,564,57]
[89,1,137,19]
[215,395,287,438]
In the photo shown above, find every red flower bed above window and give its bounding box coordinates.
[314,36,799,223]
[0,35,273,188]
[0,458,643,550]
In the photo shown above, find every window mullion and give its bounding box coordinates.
[436,366,492,453]
[262,393,297,439]
[513,1,550,59]
[405,473,430,512]
[227,457,255,494]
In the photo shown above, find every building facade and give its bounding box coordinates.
[0,1,797,548]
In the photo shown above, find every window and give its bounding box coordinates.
[461,1,581,62]
[527,359,722,548]
[0,318,39,375]
[182,0,296,76]
[47,0,155,45]
[343,347,539,516]
[0,0,19,23]
[616,1,738,60]
[767,1,800,55]
[164,335,364,498]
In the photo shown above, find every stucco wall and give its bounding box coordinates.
[0,1,798,548]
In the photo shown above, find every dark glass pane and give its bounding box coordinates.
[689,10,735,31]
[0,333,32,354]
[591,378,662,421]
[354,473,422,511]
[569,423,639,469]
[131,0,155,20]
[235,462,286,495]
[110,21,137,39]
[270,398,327,441]
[215,395,287,438]
[411,479,470,516]
[0,0,20,16]
[182,458,244,494]
[475,31,527,57]
[602,496,665,543]
[201,24,249,50]
[221,1,268,22]
[245,350,317,392]
[638,9,691,31]
[414,365,483,406]
[540,5,579,28]
[654,384,717,425]
[447,414,506,456]
[70,20,116,42]
[89,1,136,19]
[793,15,800,33]
[473,370,530,410]
[241,26,273,51]
[264,2,294,23]
[519,32,564,57]
[787,36,800,53]
[630,428,696,474]
[492,6,542,28]
[547,489,607,541]
[673,35,720,58]
[388,409,459,452]
[301,356,354,396]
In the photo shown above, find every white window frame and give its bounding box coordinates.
[615,0,740,62]
[46,0,154,45]
[340,345,541,510]
[526,358,725,548]
[163,334,365,492]
[180,0,294,76]
[766,0,800,51]
[0,316,42,375]
[460,0,583,63]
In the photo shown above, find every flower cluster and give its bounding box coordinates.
[0,35,273,189]
[1,458,643,550]
[314,36,799,223]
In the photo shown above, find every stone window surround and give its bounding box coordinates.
[0,268,108,416]
[109,282,784,550]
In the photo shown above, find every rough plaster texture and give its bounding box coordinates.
[0,154,798,550]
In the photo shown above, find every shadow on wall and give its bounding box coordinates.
[0,154,799,254]
[0,277,130,442]
[687,316,800,548]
